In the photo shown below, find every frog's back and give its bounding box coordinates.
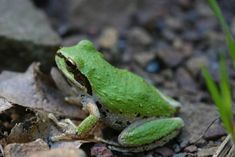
[77,40,178,118]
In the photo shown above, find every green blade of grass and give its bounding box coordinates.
[218,56,234,134]
[202,68,221,107]
[202,67,231,132]
[208,0,235,66]
[219,55,232,113]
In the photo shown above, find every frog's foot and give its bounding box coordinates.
[48,97,100,141]
[94,136,121,147]
[106,117,184,153]
[48,113,78,141]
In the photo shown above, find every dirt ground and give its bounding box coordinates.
[0,0,235,157]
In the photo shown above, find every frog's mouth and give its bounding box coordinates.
[55,52,92,95]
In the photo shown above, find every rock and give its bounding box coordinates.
[62,35,88,46]
[155,147,174,157]
[203,121,226,141]
[4,139,49,157]
[173,144,181,153]
[184,145,198,153]
[182,30,203,42]
[196,1,214,17]
[176,68,197,92]
[90,144,113,157]
[162,29,177,41]
[0,97,13,113]
[98,27,119,49]
[128,27,153,46]
[134,51,156,67]
[0,0,61,71]
[0,144,3,157]
[173,40,193,57]
[180,140,189,149]
[177,0,193,9]
[186,56,209,76]
[117,36,127,53]
[146,60,161,73]
[70,0,137,30]
[29,148,86,157]
[197,147,218,157]
[173,153,187,157]
[161,69,174,80]
[194,139,207,148]
[165,17,183,31]
[156,47,190,67]
[179,102,219,144]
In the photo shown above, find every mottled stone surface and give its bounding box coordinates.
[0,0,61,71]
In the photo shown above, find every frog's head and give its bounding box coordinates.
[55,40,94,94]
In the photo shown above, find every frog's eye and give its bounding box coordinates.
[65,58,76,71]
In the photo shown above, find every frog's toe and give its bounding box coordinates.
[49,133,79,142]
[48,113,77,135]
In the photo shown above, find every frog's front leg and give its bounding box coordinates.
[109,117,184,152]
[76,97,100,138]
[49,97,100,141]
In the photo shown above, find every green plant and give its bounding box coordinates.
[202,0,235,143]
[208,0,235,66]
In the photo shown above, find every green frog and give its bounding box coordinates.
[51,40,184,152]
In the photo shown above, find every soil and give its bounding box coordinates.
[1,0,235,156]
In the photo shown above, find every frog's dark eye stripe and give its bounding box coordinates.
[65,58,76,71]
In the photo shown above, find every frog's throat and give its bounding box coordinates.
[55,52,92,95]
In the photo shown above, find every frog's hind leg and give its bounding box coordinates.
[111,117,184,152]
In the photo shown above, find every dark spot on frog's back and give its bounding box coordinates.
[96,102,107,117]
[115,121,123,125]
[136,113,141,118]
[126,121,131,125]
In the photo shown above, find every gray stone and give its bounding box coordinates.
[128,27,153,46]
[179,102,219,144]
[184,145,198,153]
[134,51,156,67]
[186,56,209,76]
[173,153,187,157]
[70,0,137,30]
[4,139,49,157]
[0,0,61,71]
[29,148,87,157]
[155,147,174,157]
[197,147,218,157]
[203,122,226,140]
[176,68,197,93]
[98,27,119,49]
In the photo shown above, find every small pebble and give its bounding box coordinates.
[128,27,153,46]
[173,144,181,153]
[180,140,189,149]
[173,153,187,157]
[90,144,113,157]
[155,147,174,157]
[117,36,127,52]
[146,60,160,73]
[184,145,198,153]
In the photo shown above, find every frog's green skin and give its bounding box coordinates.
[55,40,184,152]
